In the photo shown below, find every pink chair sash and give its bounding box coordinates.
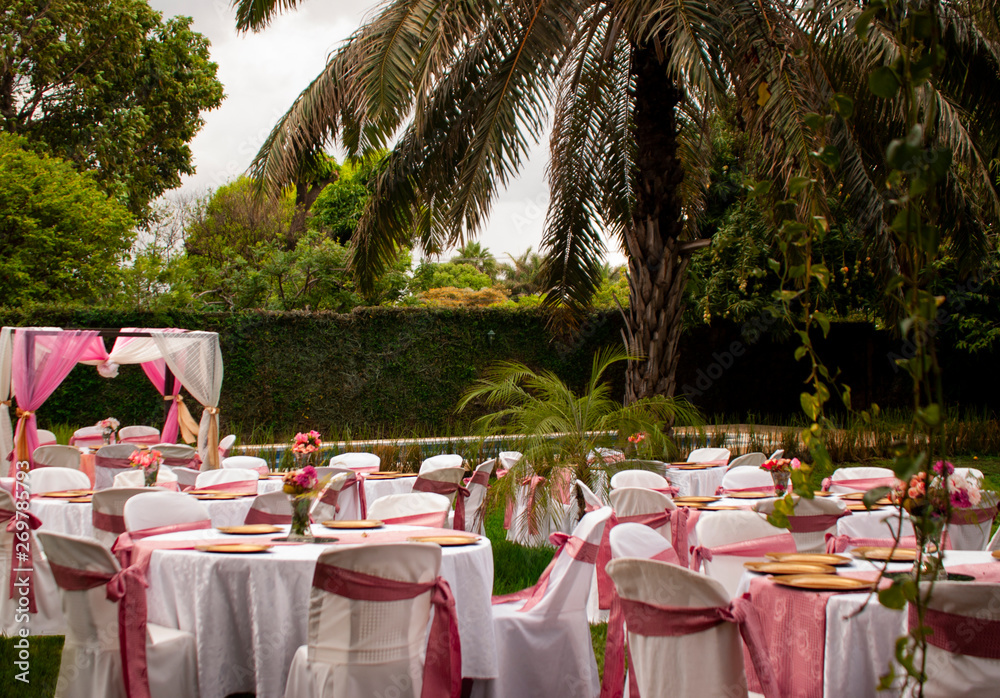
[786,512,849,533]
[602,593,782,698]
[120,435,161,446]
[161,455,201,469]
[824,533,919,554]
[821,476,898,492]
[244,508,292,525]
[492,531,599,613]
[948,506,997,525]
[190,479,258,495]
[95,455,134,470]
[504,475,545,533]
[467,470,490,488]
[48,560,153,698]
[596,508,690,609]
[37,438,56,447]
[691,533,797,572]
[92,509,127,535]
[910,605,1000,660]
[312,563,462,698]
[412,476,470,530]
[715,484,777,496]
[1,507,42,613]
[321,473,368,519]
[111,519,213,567]
[381,510,450,527]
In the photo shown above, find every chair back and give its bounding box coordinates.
[244,491,293,525]
[606,558,746,696]
[610,488,676,540]
[826,466,896,493]
[686,447,730,465]
[312,472,352,522]
[572,479,606,520]
[944,499,998,550]
[754,496,848,552]
[720,466,773,493]
[91,488,154,548]
[419,454,464,474]
[303,543,442,696]
[33,445,82,469]
[366,493,451,527]
[836,505,914,543]
[329,452,381,472]
[609,522,675,560]
[728,452,767,468]
[171,467,202,489]
[113,470,144,488]
[93,444,139,489]
[695,510,792,597]
[218,434,236,459]
[498,451,522,472]
[70,426,110,448]
[123,491,210,531]
[768,449,784,460]
[36,428,58,446]
[27,467,91,495]
[464,459,496,534]
[412,467,465,506]
[610,469,669,491]
[222,455,269,475]
[118,426,161,445]
[195,468,259,491]
[152,443,201,470]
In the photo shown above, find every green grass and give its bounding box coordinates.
[0,634,62,695]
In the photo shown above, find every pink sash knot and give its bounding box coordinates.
[691,533,796,572]
[1,507,42,612]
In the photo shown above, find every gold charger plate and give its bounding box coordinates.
[992,550,1000,560]
[773,574,874,592]
[217,524,283,535]
[322,520,384,529]
[195,543,272,554]
[193,493,240,500]
[766,552,853,566]
[745,561,837,575]
[408,535,481,546]
[673,496,719,504]
[845,502,883,511]
[670,464,716,470]
[725,491,773,499]
[852,546,917,562]
[701,505,743,511]
[67,497,93,504]
[840,492,893,501]
[41,489,95,498]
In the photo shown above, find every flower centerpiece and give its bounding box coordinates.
[282,465,321,541]
[760,457,801,492]
[97,417,120,445]
[890,460,983,579]
[291,430,322,468]
[129,448,163,487]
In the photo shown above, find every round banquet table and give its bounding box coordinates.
[662,464,727,497]
[140,524,497,698]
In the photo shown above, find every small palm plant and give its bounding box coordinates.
[458,346,701,535]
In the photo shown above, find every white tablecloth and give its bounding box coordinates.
[143,524,497,698]
[663,465,727,497]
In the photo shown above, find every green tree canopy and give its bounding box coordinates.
[0,133,133,305]
[1,0,224,219]
[411,261,492,293]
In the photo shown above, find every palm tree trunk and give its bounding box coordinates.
[623,42,688,403]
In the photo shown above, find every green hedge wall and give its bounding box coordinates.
[0,307,626,436]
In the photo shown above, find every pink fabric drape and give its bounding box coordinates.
[111,519,213,568]
[824,533,919,554]
[312,563,463,698]
[140,358,182,444]
[492,531,599,613]
[2,507,42,613]
[786,512,849,533]
[910,605,1000,660]
[380,511,450,527]
[821,476,898,492]
[92,510,127,535]
[244,508,292,525]
[690,533,797,572]
[189,479,258,495]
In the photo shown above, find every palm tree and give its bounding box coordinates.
[232,0,999,402]
[499,247,546,298]
[451,241,499,279]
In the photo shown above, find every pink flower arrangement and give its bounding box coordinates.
[627,432,646,444]
[128,449,162,469]
[760,457,801,473]
[283,465,319,496]
[291,430,322,456]
[891,461,982,514]
[97,417,120,431]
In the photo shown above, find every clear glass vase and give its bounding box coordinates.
[143,464,159,487]
[771,470,791,493]
[102,427,114,445]
[287,494,314,542]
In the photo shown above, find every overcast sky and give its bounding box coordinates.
[148,1,621,265]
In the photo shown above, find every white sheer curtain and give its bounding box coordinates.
[0,327,12,460]
[150,332,224,469]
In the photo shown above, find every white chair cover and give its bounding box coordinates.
[826,466,895,493]
[687,447,730,464]
[27,466,91,495]
[218,434,236,459]
[609,469,670,490]
[988,527,1000,552]
[907,582,1000,697]
[0,327,13,461]
[476,507,612,698]
[419,454,464,474]
[465,459,496,534]
[609,522,674,560]
[36,531,199,698]
[605,558,749,697]
[122,491,210,531]
[954,467,984,483]
[0,490,64,635]
[413,466,465,506]
[505,462,573,547]
[283,543,442,698]
[194,468,258,490]
[311,472,360,523]
[720,466,773,492]
[222,455,269,475]
[836,506,914,543]
[244,491,293,524]
[171,467,202,489]
[113,470,144,489]
[768,449,784,459]
[694,510,791,598]
[366,492,451,527]
[36,428,58,446]
[609,488,677,541]
[33,445,82,469]
[91,488,153,549]
[728,452,767,468]
[498,451,522,472]
[754,495,849,552]
[944,501,997,551]
[118,426,161,444]
[70,426,108,448]
[93,444,139,490]
[328,452,381,471]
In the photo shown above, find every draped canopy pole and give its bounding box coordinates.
[0,328,13,463]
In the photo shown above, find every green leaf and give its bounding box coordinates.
[794,345,808,361]
[800,392,819,420]
[863,486,892,509]
[879,581,908,610]
[803,113,830,131]
[855,9,877,41]
[869,67,900,98]
[812,264,831,290]
[917,403,941,427]
[929,147,952,178]
[811,145,841,171]
[788,176,813,196]
[831,94,854,119]
[813,311,831,337]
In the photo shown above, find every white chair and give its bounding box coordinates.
[70,425,109,448]
[94,444,139,490]
[283,543,446,698]
[194,468,259,493]
[954,467,984,483]
[91,488,154,549]
[0,490,64,635]
[719,465,774,493]
[498,451,523,472]
[754,495,849,552]
[118,426,161,445]
[605,558,751,697]
[768,449,784,460]
[506,463,574,547]
[988,527,1000,552]
[687,447,730,464]
[366,492,451,527]
[693,510,795,598]
[419,453,464,473]
[609,469,671,491]
[312,471,364,523]
[27,466,91,495]
[945,498,998,550]
[244,491,293,525]
[171,467,202,489]
[328,452,381,471]
[907,582,1000,697]
[609,488,677,541]
[218,434,236,459]
[36,428,58,446]
[113,469,145,488]
[36,531,199,698]
[475,507,612,698]
[609,522,675,561]
[570,479,605,523]
[122,491,211,532]
[728,452,767,468]
[33,445,82,469]
[222,455,269,475]
[824,466,896,493]
[465,459,496,534]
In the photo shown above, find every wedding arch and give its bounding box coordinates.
[1,326,223,473]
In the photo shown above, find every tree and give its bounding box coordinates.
[498,247,546,298]
[1,0,224,219]
[0,133,133,304]
[451,242,499,279]
[410,261,492,293]
[233,0,999,404]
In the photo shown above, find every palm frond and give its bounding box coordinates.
[233,0,310,33]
